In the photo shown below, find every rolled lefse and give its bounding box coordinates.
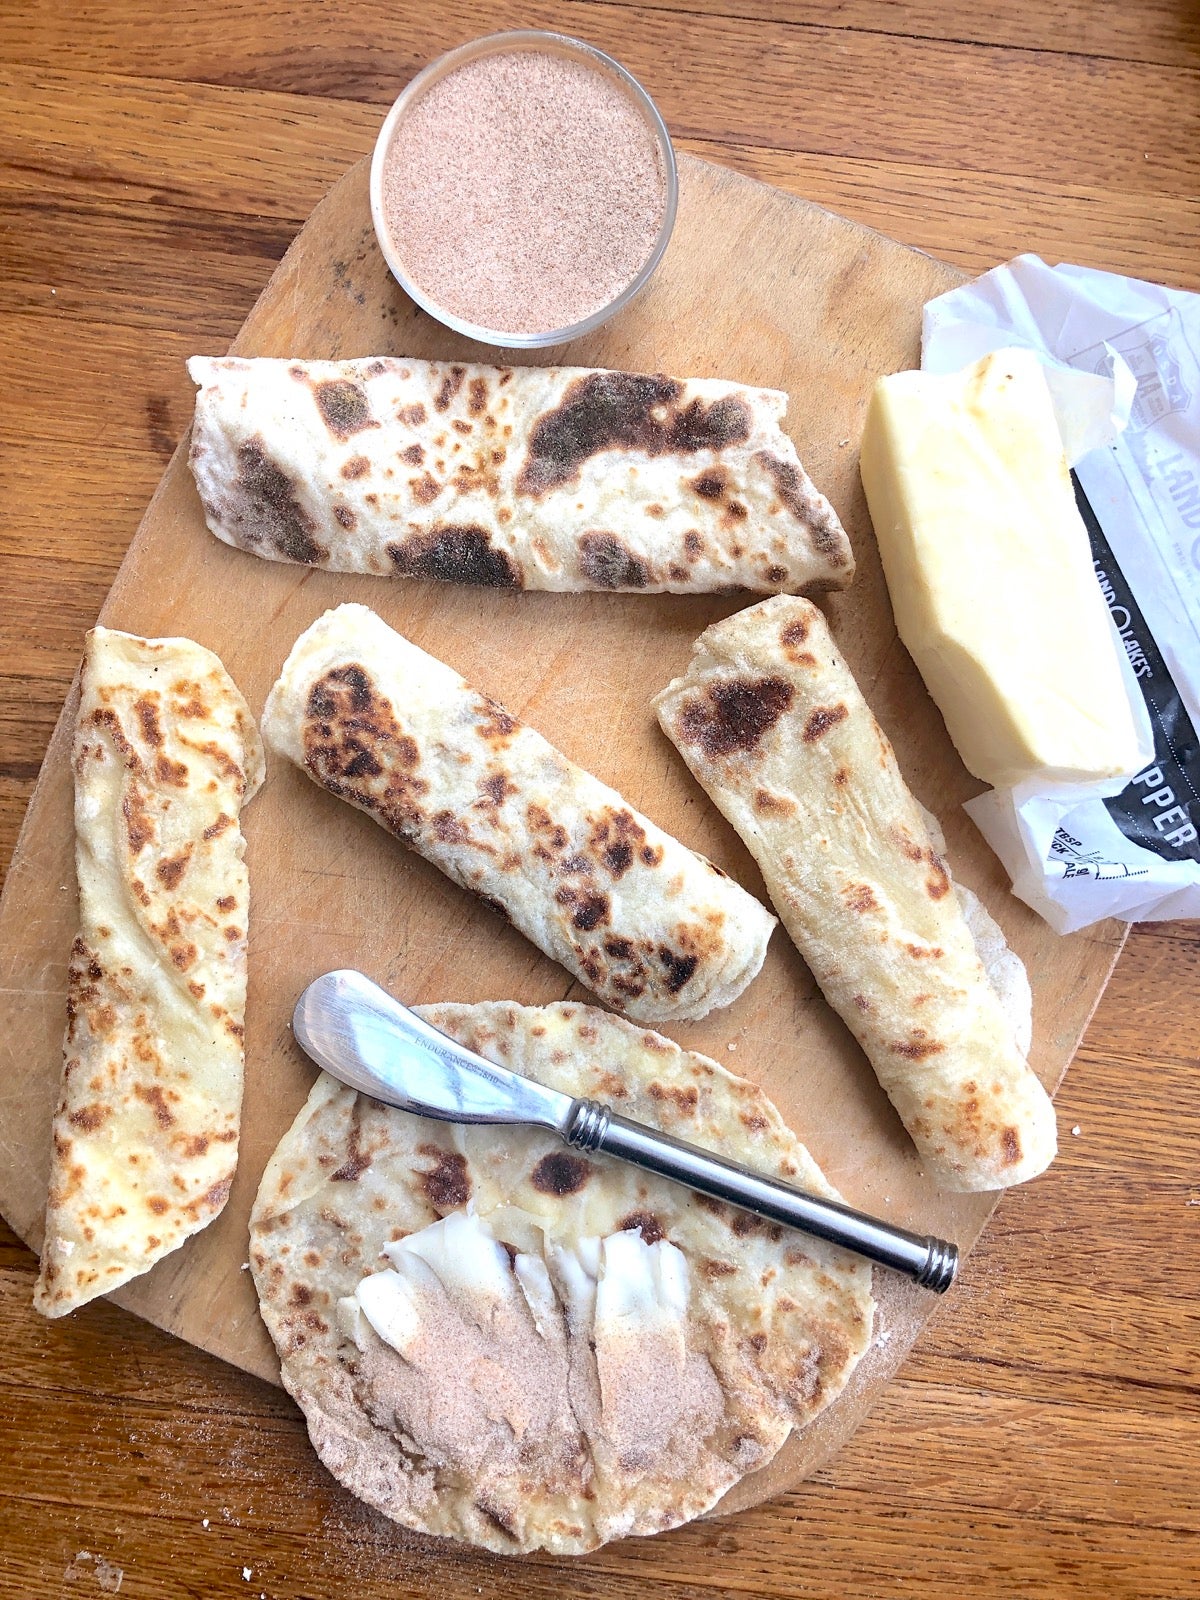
[35,629,263,1317]
[262,604,775,1023]
[653,596,1057,1191]
[188,357,853,594]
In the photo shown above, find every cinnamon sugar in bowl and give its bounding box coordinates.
[369,32,677,347]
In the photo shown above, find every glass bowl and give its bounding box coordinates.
[368,30,678,349]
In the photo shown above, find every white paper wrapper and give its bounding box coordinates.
[921,255,1200,933]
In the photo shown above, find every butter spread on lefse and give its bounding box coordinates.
[860,348,1144,789]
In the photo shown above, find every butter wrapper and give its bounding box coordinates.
[922,255,1200,933]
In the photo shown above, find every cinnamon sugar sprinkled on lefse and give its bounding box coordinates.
[380,48,667,337]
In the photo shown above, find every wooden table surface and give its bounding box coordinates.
[1,4,1197,1597]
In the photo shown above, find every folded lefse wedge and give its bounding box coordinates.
[35,628,263,1317]
[251,1000,874,1556]
[654,596,1057,1192]
[262,604,775,1024]
[188,356,854,594]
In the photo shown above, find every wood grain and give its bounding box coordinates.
[0,3,1197,1596]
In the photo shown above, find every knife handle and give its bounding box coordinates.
[564,1098,957,1293]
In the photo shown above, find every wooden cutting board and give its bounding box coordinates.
[0,151,1123,1516]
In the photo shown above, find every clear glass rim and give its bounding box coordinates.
[368,29,679,351]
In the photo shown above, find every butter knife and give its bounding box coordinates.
[293,969,958,1292]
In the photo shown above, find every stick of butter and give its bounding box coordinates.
[860,348,1145,789]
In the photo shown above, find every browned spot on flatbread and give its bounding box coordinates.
[409,471,440,505]
[134,697,163,747]
[518,372,753,496]
[925,858,952,899]
[577,532,650,589]
[331,1107,372,1182]
[400,443,424,466]
[648,1081,699,1114]
[691,467,727,500]
[89,707,139,770]
[333,504,357,531]
[467,376,488,416]
[314,379,377,440]
[155,845,193,891]
[895,828,953,900]
[475,697,518,748]
[418,1143,472,1210]
[155,753,190,787]
[731,1211,784,1240]
[556,886,610,931]
[525,807,568,861]
[702,1257,738,1280]
[905,942,945,961]
[230,439,329,565]
[195,1176,232,1216]
[68,1103,109,1133]
[203,812,233,841]
[754,450,848,564]
[432,809,469,844]
[434,366,466,412]
[893,1034,944,1060]
[122,787,155,853]
[1001,1126,1023,1166]
[677,677,794,758]
[658,947,699,993]
[196,746,244,791]
[641,1031,673,1055]
[754,787,795,816]
[388,525,521,588]
[477,771,515,807]
[803,704,849,742]
[616,1210,665,1244]
[588,807,649,878]
[396,402,426,426]
[843,883,878,914]
[303,665,429,838]
[531,1151,593,1196]
[341,454,370,479]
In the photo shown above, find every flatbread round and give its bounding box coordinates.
[250,1001,874,1554]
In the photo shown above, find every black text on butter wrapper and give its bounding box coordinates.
[1074,476,1200,865]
